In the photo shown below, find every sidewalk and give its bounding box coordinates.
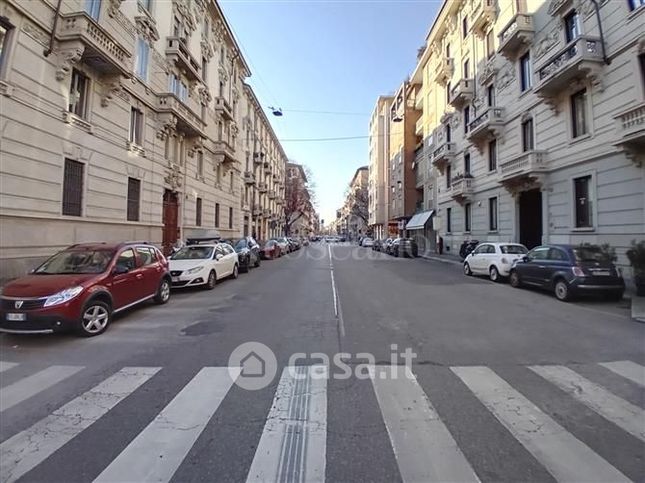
[418,250,462,266]
[632,295,645,322]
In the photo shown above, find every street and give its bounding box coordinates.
[1,242,643,483]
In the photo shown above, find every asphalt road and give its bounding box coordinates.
[0,242,643,483]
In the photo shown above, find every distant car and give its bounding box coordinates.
[391,238,418,258]
[259,240,281,259]
[233,237,261,272]
[509,244,625,302]
[287,238,301,251]
[169,242,238,290]
[463,243,528,282]
[383,238,395,254]
[0,242,171,336]
[361,237,374,247]
[372,239,384,251]
[273,237,290,253]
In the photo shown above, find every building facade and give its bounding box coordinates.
[407,0,644,264]
[0,0,287,279]
[368,96,393,240]
[285,162,317,237]
[339,166,368,239]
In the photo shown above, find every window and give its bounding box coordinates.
[564,10,580,43]
[127,177,140,221]
[522,118,534,151]
[196,197,202,226]
[0,18,13,74]
[129,108,143,146]
[464,106,470,134]
[445,123,451,143]
[520,53,532,91]
[445,164,452,188]
[574,175,593,228]
[528,247,550,261]
[463,59,470,78]
[464,152,471,175]
[488,139,497,171]
[136,247,156,266]
[464,203,471,232]
[487,85,495,107]
[216,164,222,185]
[62,159,84,216]
[446,207,452,232]
[489,197,498,231]
[445,43,450,58]
[548,248,568,261]
[229,207,234,229]
[202,57,208,81]
[230,171,234,191]
[629,0,645,10]
[215,202,220,227]
[116,249,136,271]
[68,69,89,118]
[178,81,187,101]
[462,17,468,39]
[173,16,182,38]
[85,0,101,20]
[197,151,204,177]
[640,54,645,94]
[135,37,149,80]
[571,88,588,138]
[138,0,151,12]
[486,30,495,58]
[446,82,451,104]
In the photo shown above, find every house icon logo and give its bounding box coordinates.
[228,342,277,390]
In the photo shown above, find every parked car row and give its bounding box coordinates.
[464,242,625,302]
[370,238,419,258]
[0,235,300,337]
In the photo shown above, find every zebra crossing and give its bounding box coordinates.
[0,359,643,483]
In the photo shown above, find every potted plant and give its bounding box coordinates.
[626,240,645,296]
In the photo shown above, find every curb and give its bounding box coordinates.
[419,254,463,266]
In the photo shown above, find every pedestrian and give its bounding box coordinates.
[438,236,443,255]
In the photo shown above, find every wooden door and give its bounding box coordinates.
[162,189,179,255]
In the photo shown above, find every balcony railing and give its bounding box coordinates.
[535,36,604,97]
[213,139,236,164]
[471,0,497,37]
[498,14,534,60]
[468,106,505,143]
[613,103,645,154]
[157,93,203,137]
[252,204,262,216]
[166,36,200,81]
[257,182,268,193]
[243,171,255,185]
[451,176,474,201]
[434,57,454,85]
[215,96,234,121]
[499,150,548,182]
[268,190,276,199]
[449,79,474,109]
[431,142,456,173]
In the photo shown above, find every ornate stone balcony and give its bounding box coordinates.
[468,106,505,144]
[166,36,200,81]
[243,171,256,185]
[215,96,234,121]
[268,190,276,199]
[213,139,236,164]
[57,12,132,79]
[275,198,284,205]
[258,182,268,193]
[262,208,271,217]
[535,36,604,98]
[434,57,454,85]
[451,176,474,203]
[499,150,549,188]
[498,14,534,60]
[449,79,474,109]
[613,103,645,163]
[471,0,497,38]
[253,151,264,165]
[431,142,456,173]
[252,204,262,217]
[157,93,204,137]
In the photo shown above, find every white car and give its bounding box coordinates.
[361,237,374,247]
[169,243,239,289]
[463,242,528,282]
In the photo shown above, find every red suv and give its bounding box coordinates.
[0,242,171,336]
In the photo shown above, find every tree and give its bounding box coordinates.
[348,185,369,226]
[284,163,317,236]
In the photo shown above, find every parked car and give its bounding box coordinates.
[361,237,374,248]
[169,242,238,290]
[0,242,171,336]
[463,243,528,282]
[287,238,301,251]
[391,238,418,258]
[383,238,395,254]
[509,244,625,302]
[259,240,282,259]
[274,237,290,253]
[233,237,261,272]
[372,239,384,251]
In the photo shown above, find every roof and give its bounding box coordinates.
[287,162,308,183]
[350,166,368,187]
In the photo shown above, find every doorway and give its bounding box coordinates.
[162,189,179,254]
[518,188,542,249]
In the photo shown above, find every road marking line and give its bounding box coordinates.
[0,365,84,412]
[530,365,645,442]
[452,366,630,483]
[247,365,327,483]
[0,361,18,373]
[94,367,240,483]
[599,361,645,387]
[370,366,480,483]
[0,367,160,483]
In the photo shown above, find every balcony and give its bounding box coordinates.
[57,12,132,78]
[431,142,456,173]
[275,198,284,205]
[449,79,474,109]
[535,36,604,98]
[264,162,271,174]
[252,204,262,217]
[253,151,265,165]
[415,118,424,136]
[471,0,497,38]
[243,171,256,185]
[213,139,236,165]
[157,93,204,137]
[468,106,505,144]
[498,14,534,60]
[499,150,549,188]
[215,97,234,121]
[262,208,271,217]
[258,182,268,193]
[166,36,200,81]
[613,103,645,162]
[268,190,276,199]
[451,176,474,203]
[434,57,454,85]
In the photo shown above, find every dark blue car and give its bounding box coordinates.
[509,244,625,302]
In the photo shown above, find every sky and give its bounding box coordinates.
[219,0,441,225]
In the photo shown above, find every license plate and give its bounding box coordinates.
[172,276,180,282]
[592,270,611,276]
[6,313,26,321]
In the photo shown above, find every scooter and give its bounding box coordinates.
[459,240,480,259]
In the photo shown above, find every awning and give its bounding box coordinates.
[405,210,434,230]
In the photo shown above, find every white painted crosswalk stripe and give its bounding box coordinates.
[370,365,480,483]
[599,360,645,387]
[0,367,160,483]
[0,365,84,412]
[94,366,239,483]
[530,365,645,442]
[452,366,630,483]
[247,365,328,483]
[0,361,18,374]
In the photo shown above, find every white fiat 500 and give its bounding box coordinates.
[464,242,529,282]
[169,243,239,289]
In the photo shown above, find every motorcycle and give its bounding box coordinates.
[459,239,480,260]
